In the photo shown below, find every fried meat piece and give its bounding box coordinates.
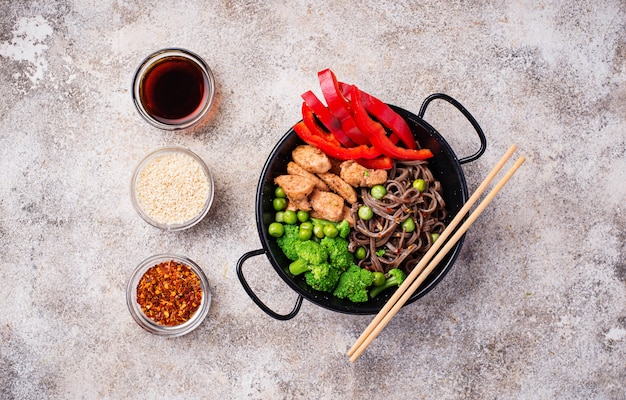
[286,201,299,212]
[292,145,332,174]
[287,161,329,191]
[289,198,312,211]
[327,157,343,175]
[309,189,344,222]
[339,160,388,187]
[317,172,358,204]
[341,206,354,227]
[274,174,315,211]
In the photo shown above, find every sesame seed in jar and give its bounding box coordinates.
[133,148,212,228]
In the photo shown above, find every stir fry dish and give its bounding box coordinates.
[268,69,447,302]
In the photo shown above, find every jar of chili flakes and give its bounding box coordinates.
[126,254,211,336]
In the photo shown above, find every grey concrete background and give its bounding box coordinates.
[1,1,624,399]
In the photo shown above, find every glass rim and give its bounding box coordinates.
[130,146,214,231]
[132,48,216,130]
[126,253,211,337]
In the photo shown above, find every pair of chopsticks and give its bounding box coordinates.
[347,144,525,362]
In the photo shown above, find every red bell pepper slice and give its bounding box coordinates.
[294,121,381,160]
[339,82,416,150]
[301,90,355,147]
[299,103,393,168]
[356,156,394,170]
[350,86,434,161]
[317,69,370,146]
[339,82,399,146]
[295,103,381,160]
[301,102,341,147]
[360,91,417,150]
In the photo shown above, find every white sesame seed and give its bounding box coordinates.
[135,152,210,225]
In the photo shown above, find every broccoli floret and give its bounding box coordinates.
[305,267,341,292]
[369,268,407,298]
[277,226,328,263]
[333,264,375,303]
[288,259,341,292]
[277,224,301,261]
[320,236,354,271]
[295,240,328,265]
[335,219,351,239]
[277,220,355,295]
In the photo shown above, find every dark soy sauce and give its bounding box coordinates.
[140,56,207,123]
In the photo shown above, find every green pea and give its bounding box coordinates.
[297,210,309,223]
[283,210,298,225]
[370,185,387,200]
[268,222,284,238]
[431,233,440,243]
[323,224,339,238]
[358,205,374,220]
[300,221,313,232]
[313,224,325,239]
[412,179,426,192]
[275,211,285,223]
[354,246,367,260]
[401,217,416,233]
[274,186,286,198]
[273,197,287,211]
[299,227,312,240]
[372,272,386,287]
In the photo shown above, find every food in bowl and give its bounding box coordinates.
[131,147,214,230]
[132,48,216,130]
[265,69,448,303]
[349,159,447,273]
[136,259,202,326]
[126,254,211,336]
[237,72,485,318]
[268,146,447,303]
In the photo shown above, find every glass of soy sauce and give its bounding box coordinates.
[132,48,216,130]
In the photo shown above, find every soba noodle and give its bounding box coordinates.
[348,160,447,274]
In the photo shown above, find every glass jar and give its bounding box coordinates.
[132,48,216,130]
[126,254,211,337]
[130,147,214,231]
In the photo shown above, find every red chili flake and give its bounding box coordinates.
[136,260,203,326]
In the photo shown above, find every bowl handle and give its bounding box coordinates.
[236,249,304,320]
[418,93,487,165]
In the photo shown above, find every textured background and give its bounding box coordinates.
[1,1,625,399]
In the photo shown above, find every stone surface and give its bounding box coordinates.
[1,1,625,399]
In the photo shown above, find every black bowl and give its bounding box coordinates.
[237,93,486,319]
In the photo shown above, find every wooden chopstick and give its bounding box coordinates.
[347,146,525,362]
[347,144,518,357]
[349,156,526,361]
